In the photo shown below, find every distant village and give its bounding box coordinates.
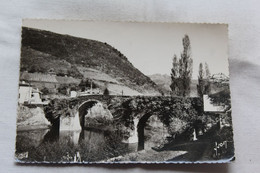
[18,69,103,106]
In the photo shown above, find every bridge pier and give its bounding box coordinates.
[123,118,139,144]
[59,130,81,145]
[60,112,81,131]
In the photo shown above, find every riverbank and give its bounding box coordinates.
[102,149,187,162]
[17,105,50,131]
[17,125,50,131]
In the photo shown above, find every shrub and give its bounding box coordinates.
[103,88,109,96]
[41,87,49,95]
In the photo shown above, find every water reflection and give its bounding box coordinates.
[16,120,168,162]
[42,127,59,143]
[16,127,139,162]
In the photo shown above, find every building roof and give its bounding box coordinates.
[210,73,229,81]
[19,80,31,86]
[32,88,42,93]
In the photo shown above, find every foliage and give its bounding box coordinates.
[110,96,204,134]
[41,87,49,95]
[170,35,193,97]
[57,84,68,95]
[205,62,211,79]
[103,88,110,96]
[168,117,188,136]
[85,117,112,128]
[20,47,83,78]
[43,96,209,145]
[170,55,180,95]
[78,79,97,92]
[43,99,74,125]
[28,64,45,73]
[209,89,231,110]
[197,63,211,97]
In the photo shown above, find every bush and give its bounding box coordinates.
[41,87,49,95]
[103,88,109,96]
[78,79,97,91]
[58,85,68,95]
[168,117,188,136]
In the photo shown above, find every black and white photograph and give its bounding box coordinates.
[15,20,235,163]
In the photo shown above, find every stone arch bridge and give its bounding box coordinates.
[44,95,203,149]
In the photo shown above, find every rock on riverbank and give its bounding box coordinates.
[17,105,50,131]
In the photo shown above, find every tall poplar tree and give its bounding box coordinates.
[205,62,211,79]
[179,35,193,97]
[197,63,205,97]
[170,54,179,95]
[170,35,193,97]
[197,62,211,97]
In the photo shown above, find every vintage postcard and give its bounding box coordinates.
[15,20,235,163]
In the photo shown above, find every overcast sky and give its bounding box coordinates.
[23,20,229,79]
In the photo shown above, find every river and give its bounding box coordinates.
[16,125,169,162]
[16,127,140,162]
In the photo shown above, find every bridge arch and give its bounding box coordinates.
[137,112,154,150]
[78,99,101,129]
[125,112,167,151]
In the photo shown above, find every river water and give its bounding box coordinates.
[16,112,169,162]
[16,124,168,162]
[16,127,141,162]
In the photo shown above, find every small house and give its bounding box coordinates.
[203,94,225,112]
[18,81,44,105]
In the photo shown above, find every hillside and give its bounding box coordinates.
[148,74,172,95]
[149,74,198,97]
[20,27,160,95]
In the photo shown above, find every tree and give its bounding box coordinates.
[103,88,109,96]
[197,63,205,97]
[58,84,68,95]
[41,87,49,95]
[57,69,65,77]
[78,79,97,91]
[171,54,179,78]
[180,35,193,97]
[79,79,86,91]
[197,62,211,97]
[170,55,180,95]
[209,89,231,111]
[205,62,211,79]
[170,35,193,97]
[28,65,37,73]
[198,63,204,79]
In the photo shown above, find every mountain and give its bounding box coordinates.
[20,27,160,95]
[148,74,172,95]
[149,74,199,97]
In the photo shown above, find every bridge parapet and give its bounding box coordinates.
[44,95,204,126]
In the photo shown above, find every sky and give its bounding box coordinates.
[23,20,229,79]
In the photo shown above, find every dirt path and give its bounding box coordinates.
[166,141,212,162]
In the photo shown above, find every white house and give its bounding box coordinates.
[18,81,44,104]
[203,94,225,112]
[209,73,229,84]
[70,91,77,98]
